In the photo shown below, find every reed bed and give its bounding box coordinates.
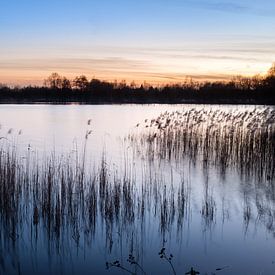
[0,134,274,250]
[0,141,190,250]
[0,109,275,274]
[130,107,275,182]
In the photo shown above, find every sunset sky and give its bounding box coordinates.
[1,0,275,86]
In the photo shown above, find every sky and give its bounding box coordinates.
[1,0,275,86]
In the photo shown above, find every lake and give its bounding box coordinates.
[0,104,274,275]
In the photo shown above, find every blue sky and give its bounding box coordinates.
[1,0,275,85]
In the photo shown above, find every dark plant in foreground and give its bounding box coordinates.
[185,267,200,274]
[127,254,147,275]
[106,253,148,275]
[106,248,232,275]
[106,248,196,275]
[106,260,136,274]
[159,247,176,275]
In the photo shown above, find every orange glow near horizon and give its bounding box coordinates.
[0,57,272,87]
[1,0,275,87]
[0,39,274,87]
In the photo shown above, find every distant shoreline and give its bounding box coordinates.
[0,91,275,105]
[0,98,274,105]
[1,63,275,105]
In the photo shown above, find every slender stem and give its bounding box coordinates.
[134,262,147,275]
[114,265,135,275]
[164,255,176,275]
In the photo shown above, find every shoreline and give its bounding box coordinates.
[0,100,274,106]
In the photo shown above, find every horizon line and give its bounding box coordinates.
[0,71,269,88]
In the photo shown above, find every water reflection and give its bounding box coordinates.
[0,105,274,274]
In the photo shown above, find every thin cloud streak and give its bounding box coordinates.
[184,0,247,12]
[182,0,275,17]
[0,58,151,72]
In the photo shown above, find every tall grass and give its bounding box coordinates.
[0,141,187,247]
[130,107,275,182]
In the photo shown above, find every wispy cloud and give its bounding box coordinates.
[183,0,275,17]
[0,57,151,72]
[132,71,231,82]
[187,0,247,12]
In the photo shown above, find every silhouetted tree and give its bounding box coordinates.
[268,63,275,77]
[44,73,72,90]
[44,73,63,89]
[89,78,102,90]
[264,63,275,89]
[130,81,137,89]
[117,80,127,89]
[0,83,7,89]
[0,83,9,93]
[61,77,71,90]
[233,75,254,90]
[1,62,275,104]
[73,75,89,91]
[250,75,264,90]
[88,78,114,93]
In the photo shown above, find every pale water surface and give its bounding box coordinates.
[0,104,274,275]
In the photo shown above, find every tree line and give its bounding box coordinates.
[0,63,275,104]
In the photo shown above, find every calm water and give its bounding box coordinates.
[0,104,274,275]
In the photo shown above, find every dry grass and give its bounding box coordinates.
[130,107,275,181]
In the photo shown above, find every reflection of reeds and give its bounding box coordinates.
[201,174,216,229]
[159,247,176,275]
[128,107,275,239]
[0,141,195,275]
[0,141,188,249]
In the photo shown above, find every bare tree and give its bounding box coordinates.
[44,73,63,89]
[73,75,89,91]
[0,83,7,89]
[61,77,71,89]
[44,73,72,90]
[268,63,275,77]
